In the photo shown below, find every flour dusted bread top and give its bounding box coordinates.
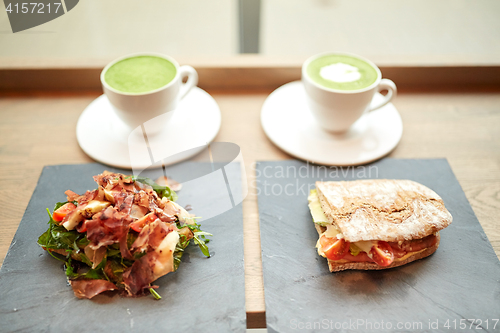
[315,179,452,242]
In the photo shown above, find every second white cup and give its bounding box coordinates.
[302,52,396,133]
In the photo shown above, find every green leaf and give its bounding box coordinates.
[175,221,212,258]
[49,225,88,250]
[78,252,93,267]
[37,226,51,248]
[105,258,127,284]
[173,244,185,271]
[47,249,66,262]
[83,268,105,280]
[53,201,68,211]
[65,258,78,279]
[149,288,162,300]
[193,235,210,257]
[64,256,108,281]
[194,231,212,237]
[106,247,121,258]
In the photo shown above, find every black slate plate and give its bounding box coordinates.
[257,159,500,333]
[0,162,245,332]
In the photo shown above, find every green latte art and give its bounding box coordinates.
[306,54,378,91]
[105,55,177,93]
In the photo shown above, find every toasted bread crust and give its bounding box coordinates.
[316,180,453,242]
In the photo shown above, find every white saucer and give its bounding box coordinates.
[77,87,221,170]
[261,81,403,166]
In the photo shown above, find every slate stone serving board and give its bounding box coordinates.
[0,163,246,332]
[257,159,500,333]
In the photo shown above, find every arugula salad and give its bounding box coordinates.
[37,171,210,299]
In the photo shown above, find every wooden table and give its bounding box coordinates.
[1,65,499,328]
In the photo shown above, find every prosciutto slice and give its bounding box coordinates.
[93,171,136,193]
[134,191,151,209]
[70,279,117,299]
[130,219,174,253]
[118,194,134,215]
[123,220,179,295]
[65,190,80,202]
[64,189,97,206]
[122,251,159,295]
[84,245,107,269]
[86,206,131,249]
[77,190,98,206]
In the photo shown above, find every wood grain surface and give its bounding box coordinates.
[0,90,499,328]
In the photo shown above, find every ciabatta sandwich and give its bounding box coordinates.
[308,179,452,272]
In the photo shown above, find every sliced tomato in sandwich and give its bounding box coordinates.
[370,241,395,267]
[320,236,350,260]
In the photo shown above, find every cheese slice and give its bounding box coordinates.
[63,200,111,230]
[152,230,180,279]
[352,240,376,259]
[353,241,375,255]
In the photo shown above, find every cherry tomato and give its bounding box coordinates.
[370,241,395,267]
[320,235,350,260]
[53,202,77,222]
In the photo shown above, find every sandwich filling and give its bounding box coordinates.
[309,189,439,267]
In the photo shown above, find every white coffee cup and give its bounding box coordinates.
[101,53,198,135]
[302,52,396,133]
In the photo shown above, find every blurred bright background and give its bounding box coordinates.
[1,0,499,65]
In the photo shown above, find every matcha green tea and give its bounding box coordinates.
[104,56,177,93]
[306,54,378,91]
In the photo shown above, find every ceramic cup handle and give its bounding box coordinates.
[369,78,397,111]
[178,65,199,100]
